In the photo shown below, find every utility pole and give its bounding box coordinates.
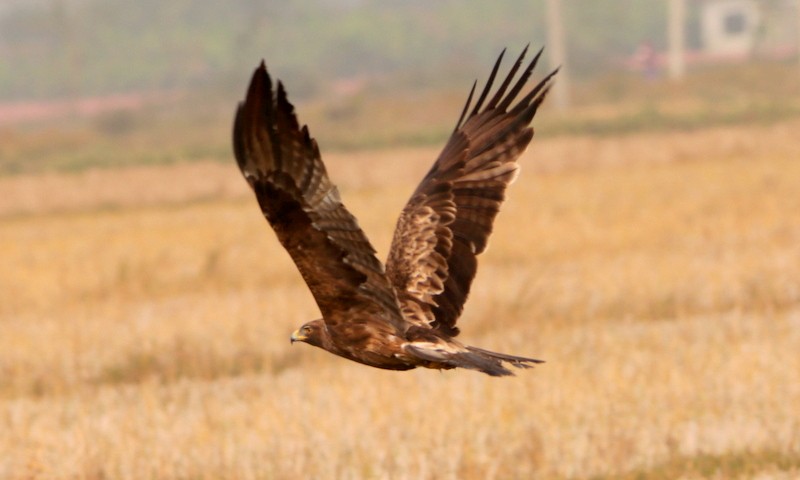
[52,0,78,97]
[668,0,686,81]
[546,0,570,111]
[797,0,800,67]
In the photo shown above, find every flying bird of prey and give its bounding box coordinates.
[233,46,556,376]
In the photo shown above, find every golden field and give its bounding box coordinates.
[1,119,800,479]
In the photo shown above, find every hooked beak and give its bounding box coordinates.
[290,328,307,344]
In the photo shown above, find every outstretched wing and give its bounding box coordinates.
[386,46,557,336]
[233,63,405,341]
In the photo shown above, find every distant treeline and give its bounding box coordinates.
[0,0,677,101]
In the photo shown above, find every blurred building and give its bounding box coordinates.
[699,0,798,61]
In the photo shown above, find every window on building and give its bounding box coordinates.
[723,11,747,35]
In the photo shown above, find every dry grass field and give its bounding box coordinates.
[2,119,800,479]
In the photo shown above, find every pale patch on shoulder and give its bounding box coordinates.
[402,339,465,360]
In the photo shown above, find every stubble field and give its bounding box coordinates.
[1,120,800,479]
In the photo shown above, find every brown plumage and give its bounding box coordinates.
[233,46,556,376]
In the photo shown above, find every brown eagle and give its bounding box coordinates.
[233,46,556,376]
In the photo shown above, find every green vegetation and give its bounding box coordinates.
[2,59,800,176]
[3,1,799,177]
[1,0,676,100]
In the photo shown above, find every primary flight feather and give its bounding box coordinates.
[233,46,556,376]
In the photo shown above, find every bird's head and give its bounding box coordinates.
[290,319,326,348]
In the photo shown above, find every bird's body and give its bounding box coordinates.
[233,46,556,376]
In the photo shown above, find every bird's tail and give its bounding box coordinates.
[463,346,544,376]
[405,343,544,377]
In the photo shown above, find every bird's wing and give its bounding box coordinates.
[233,63,405,342]
[386,46,556,336]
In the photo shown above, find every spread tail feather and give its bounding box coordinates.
[466,346,544,368]
[405,343,544,377]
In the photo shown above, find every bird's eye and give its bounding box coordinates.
[303,326,312,334]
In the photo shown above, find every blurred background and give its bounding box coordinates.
[2,0,800,170]
[2,1,800,479]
